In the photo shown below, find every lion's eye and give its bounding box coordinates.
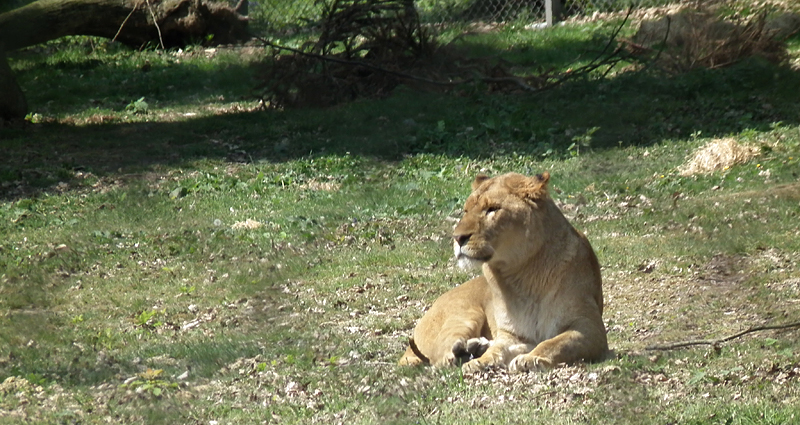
[486,206,500,214]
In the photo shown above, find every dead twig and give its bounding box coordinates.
[625,13,671,74]
[256,37,463,87]
[259,36,554,93]
[144,0,165,50]
[645,321,800,351]
[113,1,139,43]
[524,6,634,92]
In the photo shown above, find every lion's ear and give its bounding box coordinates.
[472,174,490,190]
[517,172,550,200]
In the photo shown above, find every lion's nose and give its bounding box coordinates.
[455,234,471,247]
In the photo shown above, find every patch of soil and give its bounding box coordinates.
[700,253,750,286]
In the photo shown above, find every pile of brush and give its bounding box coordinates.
[627,7,798,73]
[256,0,573,108]
[257,0,436,108]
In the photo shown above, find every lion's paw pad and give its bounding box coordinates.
[508,355,553,373]
[461,359,488,375]
[465,337,491,358]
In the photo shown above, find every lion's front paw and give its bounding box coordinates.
[461,358,489,375]
[508,354,554,373]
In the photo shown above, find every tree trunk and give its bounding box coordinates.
[0,0,249,51]
[0,0,249,121]
[1,49,27,123]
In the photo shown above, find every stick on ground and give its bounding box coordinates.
[645,321,800,351]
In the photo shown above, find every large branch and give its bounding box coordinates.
[0,0,249,51]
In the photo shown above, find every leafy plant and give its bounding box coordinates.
[120,368,178,397]
[134,310,162,329]
[24,373,48,386]
[125,97,149,114]
[180,285,196,295]
[568,126,600,157]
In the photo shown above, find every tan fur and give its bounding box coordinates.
[398,172,608,373]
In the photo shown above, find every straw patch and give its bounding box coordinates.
[679,138,759,176]
[300,179,342,192]
[231,219,264,230]
[629,8,792,73]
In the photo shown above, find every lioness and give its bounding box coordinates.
[398,172,607,373]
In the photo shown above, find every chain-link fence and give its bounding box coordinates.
[252,0,672,34]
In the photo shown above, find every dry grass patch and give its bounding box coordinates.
[300,179,342,192]
[231,219,264,229]
[679,137,759,176]
[707,181,800,202]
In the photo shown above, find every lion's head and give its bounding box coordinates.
[453,172,553,270]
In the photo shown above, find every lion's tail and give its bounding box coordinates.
[398,337,430,366]
[408,337,430,364]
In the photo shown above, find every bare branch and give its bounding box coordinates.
[113,2,140,43]
[256,37,464,87]
[144,0,165,50]
[645,321,800,351]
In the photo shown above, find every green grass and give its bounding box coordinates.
[2,13,800,425]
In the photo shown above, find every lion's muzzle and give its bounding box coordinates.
[453,234,491,269]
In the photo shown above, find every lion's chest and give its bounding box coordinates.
[493,293,561,344]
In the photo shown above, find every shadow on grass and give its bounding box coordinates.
[447,22,623,69]
[2,57,800,201]
[10,43,261,118]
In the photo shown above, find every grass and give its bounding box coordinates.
[2,10,800,424]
